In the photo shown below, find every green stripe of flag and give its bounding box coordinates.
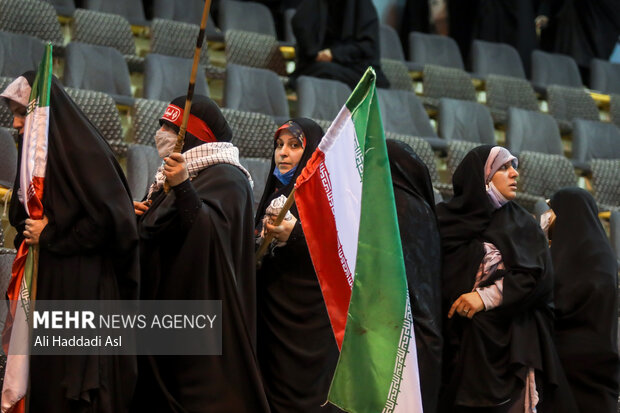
[29,43,53,110]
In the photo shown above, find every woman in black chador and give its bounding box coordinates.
[387,140,443,413]
[290,0,390,90]
[2,72,139,412]
[548,187,619,413]
[133,95,270,412]
[256,118,341,412]
[436,145,578,412]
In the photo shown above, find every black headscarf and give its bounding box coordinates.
[255,117,324,226]
[387,140,443,413]
[550,187,619,413]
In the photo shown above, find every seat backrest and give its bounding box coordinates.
[43,0,75,17]
[0,127,16,188]
[612,94,620,128]
[531,50,582,88]
[126,144,161,201]
[572,119,620,164]
[152,0,221,40]
[610,211,620,264]
[0,0,63,46]
[0,77,12,129]
[0,31,45,78]
[283,8,296,44]
[438,98,495,145]
[132,98,167,146]
[385,132,439,184]
[378,89,436,137]
[485,74,539,113]
[409,32,464,70]
[590,59,620,95]
[64,42,132,98]
[72,9,136,56]
[65,87,126,156]
[296,76,350,121]
[446,139,481,176]
[423,64,476,101]
[506,107,563,156]
[225,30,286,76]
[150,19,210,67]
[239,156,272,212]
[546,85,600,123]
[380,58,412,91]
[82,0,147,26]
[144,54,209,102]
[518,151,577,198]
[591,159,620,208]
[219,0,276,37]
[224,63,289,119]
[471,40,526,79]
[222,108,277,158]
[380,24,405,61]
[0,248,17,328]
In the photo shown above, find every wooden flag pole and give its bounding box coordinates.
[164,0,212,193]
[255,188,297,264]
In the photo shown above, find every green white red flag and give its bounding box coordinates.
[294,68,424,412]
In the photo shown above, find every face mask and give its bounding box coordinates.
[154,129,178,158]
[273,165,298,186]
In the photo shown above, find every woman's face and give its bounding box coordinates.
[274,130,304,173]
[9,100,26,134]
[491,160,519,200]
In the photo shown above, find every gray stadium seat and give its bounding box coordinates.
[531,50,582,90]
[546,85,600,134]
[143,54,209,102]
[612,95,620,128]
[43,0,75,17]
[408,32,464,71]
[219,0,277,38]
[152,0,223,42]
[446,139,480,177]
[63,42,134,106]
[591,159,620,211]
[471,40,526,79]
[0,77,12,128]
[438,98,495,145]
[83,0,148,26]
[239,157,272,212]
[381,58,413,91]
[485,74,539,124]
[506,107,563,157]
[590,59,620,95]
[126,144,161,201]
[377,89,445,150]
[224,64,289,123]
[72,9,143,71]
[610,211,620,264]
[0,32,45,78]
[283,8,296,44]
[0,248,17,327]
[0,127,16,188]
[0,0,64,52]
[132,98,167,146]
[421,64,476,109]
[296,76,350,122]
[572,120,620,171]
[225,30,287,77]
[380,24,417,71]
[222,108,277,159]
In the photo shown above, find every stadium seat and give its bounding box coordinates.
[572,120,620,172]
[132,98,167,146]
[611,95,620,128]
[126,144,161,201]
[0,77,12,128]
[283,8,296,44]
[385,132,440,184]
[408,32,464,71]
[591,159,620,211]
[219,0,277,38]
[380,24,417,72]
[82,0,148,26]
[63,42,134,106]
[221,108,277,159]
[506,107,563,157]
[224,64,289,123]
[152,0,223,42]
[438,98,495,145]
[43,0,75,17]
[610,211,620,264]
[377,89,446,150]
[446,139,481,177]
[421,64,476,109]
[0,32,45,78]
[590,59,620,95]
[143,54,209,102]
[239,157,272,211]
[0,248,17,323]
[0,0,64,52]
[296,76,351,122]
[0,127,16,188]
[381,58,413,91]
[531,50,582,90]
[485,74,539,124]
[471,40,526,79]
[225,30,287,77]
[546,85,599,134]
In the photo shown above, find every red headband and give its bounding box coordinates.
[161,103,217,143]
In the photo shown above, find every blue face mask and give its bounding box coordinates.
[273,165,298,186]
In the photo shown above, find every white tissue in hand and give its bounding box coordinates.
[266,195,294,221]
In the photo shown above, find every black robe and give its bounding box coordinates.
[255,118,341,413]
[550,188,620,413]
[8,73,139,412]
[387,140,443,413]
[290,0,390,90]
[436,145,578,412]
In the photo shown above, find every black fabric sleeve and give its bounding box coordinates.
[172,179,202,230]
[38,216,107,255]
[500,268,552,314]
[286,219,305,243]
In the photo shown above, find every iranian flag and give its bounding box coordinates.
[295,68,424,412]
[2,43,53,413]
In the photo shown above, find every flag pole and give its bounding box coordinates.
[164,0,212,193]
[255,188,296,264]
